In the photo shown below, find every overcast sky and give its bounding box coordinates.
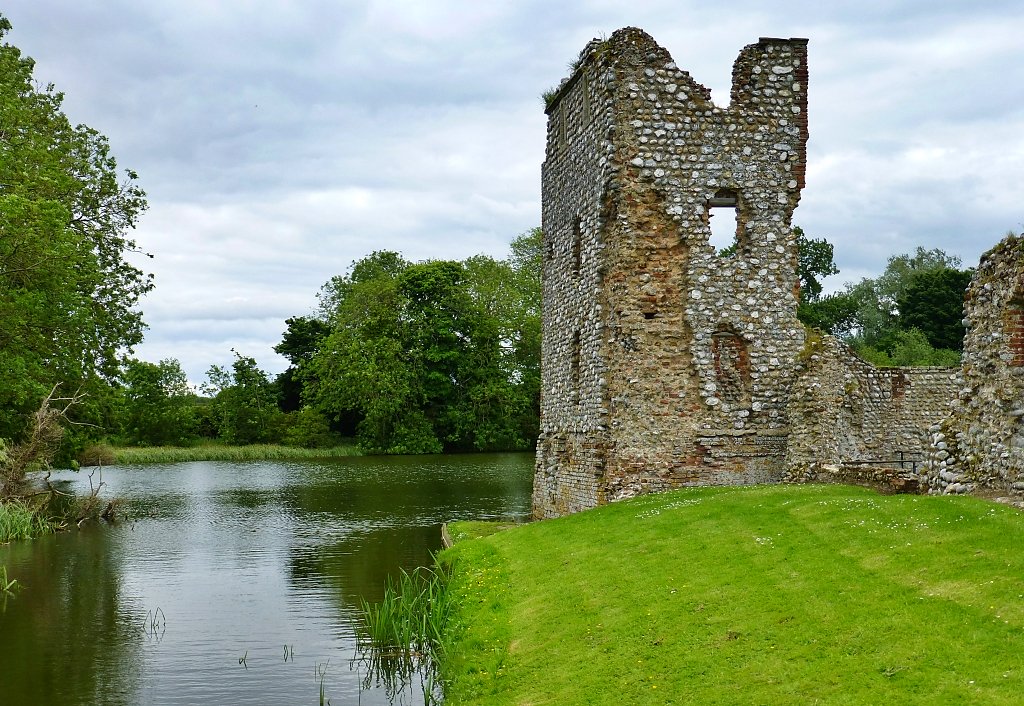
[5,1,1022,383]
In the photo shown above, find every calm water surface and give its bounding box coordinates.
[0,453,534,705]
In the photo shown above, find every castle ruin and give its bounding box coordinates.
[532,28,989,519]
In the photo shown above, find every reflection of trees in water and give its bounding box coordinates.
[279,454,533,614]
[290,524,441,612]
[0,530,143,705]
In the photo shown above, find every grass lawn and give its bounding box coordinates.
[440,484,1024,704]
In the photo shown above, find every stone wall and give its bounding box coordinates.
[534,28,810,518]
[533,27,1018,519]
[785,334,961,474]
[923,234,1024,496]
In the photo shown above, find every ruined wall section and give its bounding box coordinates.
[599,31,809,499]
[534,28,813,517]
[924,234,1024,496]
[532,43,617,518]
[786,334,960,475]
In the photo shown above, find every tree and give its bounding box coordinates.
[273,316,330,412]
[307,232,543,454]
[203,353,280,444]
[827,247,968,364]
[794,226,839,303]
[897,267,972,352]
[0,16,151,442]
[118,358,196,446]
[847,247,962,347]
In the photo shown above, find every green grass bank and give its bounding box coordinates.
[84,443,361,466]
[440,484,1024,704]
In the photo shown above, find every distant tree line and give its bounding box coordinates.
[93,229,543,456]
[796,238,972,366]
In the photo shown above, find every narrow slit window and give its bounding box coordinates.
[570,330,582,406]
[581,74,591,123]
[557,104,567,151]
[572,216,583,276]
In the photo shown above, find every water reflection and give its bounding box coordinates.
[0,453,533,705]
[0,529,143,705]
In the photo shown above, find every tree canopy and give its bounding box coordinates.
[0,16,151,442]
[797,244,971,366]
[307,230,541,454]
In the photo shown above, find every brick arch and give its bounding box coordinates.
[1007,284,1024,367]
[711,326,752,406]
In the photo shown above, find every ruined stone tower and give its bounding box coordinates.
[533,28,810,518]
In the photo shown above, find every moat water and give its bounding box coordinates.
[0,454,534,705]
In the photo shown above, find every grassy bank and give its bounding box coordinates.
[441,484,1024,704]
[93,443,361,465]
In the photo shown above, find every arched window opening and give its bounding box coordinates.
[706,189,743,256]
[711,328,751,406]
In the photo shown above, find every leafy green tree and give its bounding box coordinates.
[0,16,151,442]
[896,267,972,352]
[794,226,839,303]
[308,232,542,454]
[838,248,967,364]
[274,316,330,412]
[311,254,425,452]
[118,358,196,446]
[203,353,281,444]
[847,247,962,347]
[852,329,961,367]
[281,407,337,448]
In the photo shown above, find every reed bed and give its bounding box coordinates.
[105,443,361,465]
[0,500,53,543]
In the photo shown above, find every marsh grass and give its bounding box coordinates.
[0,500,53,543]
[106,443,361,465]
[442,484,1024,705]
[357,565,454,704]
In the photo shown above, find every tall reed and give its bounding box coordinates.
[357,563,455,704]
[1,565,18,595]
[0,500,53,543]
[106,443,361,465]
